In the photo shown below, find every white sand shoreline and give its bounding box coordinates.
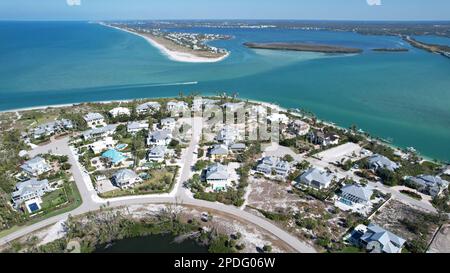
[101,23,229,63]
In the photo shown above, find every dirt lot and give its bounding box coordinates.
[371,200,440,245]
[428,224,450,253]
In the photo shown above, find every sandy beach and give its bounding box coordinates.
[101,23,229,63]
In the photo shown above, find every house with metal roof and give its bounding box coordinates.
[167,101,189,113]
[209,144,229,157]
[205,163,230,191]
[160,118,176,131]
[147,145,167,162]
[20,156,52,176]
[406,175,449,197]
[216,126,239,146]
[112,169,142,189]
[147,130,173,146]
[83,112,105,128]
[127,121,149,134]
[109,107,130,118]
[359,223,406,253]
[340,184,373,204]
[102,149,127,165]
[295,168,334,189]
[229,143,246,152]
[136,101,161,115]
[82,124,117,140]
[368,154,400,172]
[256,156,291,178]
[12,178,51,207]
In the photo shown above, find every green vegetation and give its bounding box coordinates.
[400,189,422,200]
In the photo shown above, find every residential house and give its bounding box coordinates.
[340,184,373,205]
[222,102,245,112]
[205,163,230,192]
[32,119,73,139]
[267,113,290,125]
[88,137,115,154]
[406,175,449,197]
[167,101,189,113]
[192,98,217,112]
[295,168,334,189]
[101,149,127,166]
[287,120,310,136]
[147,145,167,162]
[11,178,51,207]
[112,169,142,189]
[359,223,406,253]
[209,144,229,158]
[82,124,117,140]
[368,154,400,172]
[136,101,161,115]
[20,156,52,176]
[256,156,291,178]
[160,118,176,131]
[216,126,239,146]
[229,143,246,152]
[109,107,131,118]
[83,112,105,128]
[127,121,149,134]
[307,131,340,146]
[147,130,173,146]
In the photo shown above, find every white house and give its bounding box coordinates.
[256,156,291,178]
[147,145,167,162]
[340,184,373,205]
[167,101,189,113]
[136,101,161,115]
[222,102,245,112]
[160,117,176,131]
[88,137,115,154]
[83,112,105,128]
[295,168,334,189]
[12,178,51,207]
[216,126,239,146]
[20,157,52,177]
[368,154,400,172]
[209,144,229,158]
[82,124,117,140]
[205,163,230,192]
[109,107,131,118]
[127,121,149,134]
[287,120,310,136]
[267,113,290,124]
[112,169,142,189]
[359,224,406,253]
[147,130,173,146]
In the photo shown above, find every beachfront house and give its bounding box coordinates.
[221,102,245,113]
[20,156,52,177]
[147,145,167,162]
[11,178,51,207]
[216,126,239,146]
[167,101,189,113]
[405,175,449,197]
[256,156,291,178]
[368,154,400,172]
[109,107,131,118]
[136,101,161,115]
[359,223,406,253]
[287,120,310,136]
[192,98,217,112]
[112,169,142,189]
[32,119,73,139]
[82,124,117,140]
[340,184,373,205]
[205,163,230,192]
[83,112,105,128]
[267,113,290,125]
[88,137,115,154]
[307,131,340,147]
[101,149,126,166]
[160,117,176,131]
[147,130,173,146]
[127,121,149,134]
[295,168,334,190]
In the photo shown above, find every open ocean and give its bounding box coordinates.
[0,21,449,161]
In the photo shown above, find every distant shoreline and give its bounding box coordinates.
[243,42,363,54]
[100,23,230,63]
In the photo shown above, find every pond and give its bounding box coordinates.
[94,234,208,253]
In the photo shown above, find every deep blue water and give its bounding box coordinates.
[0,21,449,161]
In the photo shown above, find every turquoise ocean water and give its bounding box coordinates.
[0,21,449,161]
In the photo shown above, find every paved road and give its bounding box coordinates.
[0,118,317,253]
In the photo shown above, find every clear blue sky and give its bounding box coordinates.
[0,0,449,21]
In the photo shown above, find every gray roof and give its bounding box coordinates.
[137,101,161,111]
[206,163,229,181]
[82,124,117,139]
[360,223,406,253]
[341,184,373,202]
[12,178,49,200]
[113,169,139,185]
[148,145,167,156]
[297,168,333,187]
[368,154,400,171]
[83,112,104,122]
[149,130,172,141]
[20,157,50,173]
[210,144,229,155]
[230,143,246,150]
[409,175,449,188]
[127,121,148,131]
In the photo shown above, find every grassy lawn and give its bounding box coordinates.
[0,181,82,239]
[99,167,179,198]
[339,246,365,253]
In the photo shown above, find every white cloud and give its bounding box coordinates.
[366,0,382,6]
[66,0,81,6]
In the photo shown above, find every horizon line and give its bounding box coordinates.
[1,18,450,22]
